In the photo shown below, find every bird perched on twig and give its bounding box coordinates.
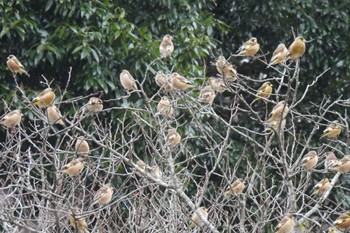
[47,105,65,126]
[313,178,330,196]
[301,150,318,170]
[120,69,137,91]
[159,35,174,58]
[333,212,350,232]
[324,152,338,171]
[251,81,273,105]
[157,96,174,118]
[69,208,89,233]
[32,88,55,109]
[209,77,229,93]
[59,157,86,177]
[75,137,90,154]
[190,207,208,228]
[237,37,260,57]
[287,36,306,61]
[0,110,22,128]
[329,156,350,173]
[267,43,288,67]
[6,55,30,77]
[154,71,173,92]
[170,72,194,91]
[266,100,289,123]
[166,128,181,149]
[198,85,216,105]
[224,179,245,196]
[92,183,114,206]
[320,120,342,139]
[86,97,103,113]
[274,215,295,233]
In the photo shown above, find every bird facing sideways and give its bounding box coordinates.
[313,178,330,196]
[0,110,22,128]
[209,77,229,93]
[274,215,295,233]
[287,36,306,61]
[251,81,273,105]
[321,120,342,139]
[190,207,208,228]
[92,183,114,206]
[32,88,55,109]
[47,105,65,126]
[120,69,137,91]
[59,157,86,177]
[268,43,288,67]
[334,212,350,232]
[170,72,194,91]
[237,37,260,57]
[69,208,89,233]
[328,155,350,173]
[6,55,30,77]
[224,179,245,196]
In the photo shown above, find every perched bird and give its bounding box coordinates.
[6,55,30,77]
[287,36,306,61]
[92,183,113,206]
[157,96,174,118]
[47,105,65,126]
[154,71,173,92]
[237,37,260,57]
[190,207,208,228]
[69,208,89,233]
[251,81,273,104]
[267,100,289,122]
[265,119,286,133]
[120,69,137,91]
[274,215,295,233]
[159,34,174,58]
[166,128,181,148]
[0,110,22,128]
[329,156,350,173]
[135,160,147,177]
[327,227,339,233]
[324,152,338,171]
[86,97,103,113]
[301,150,318,170]
[267,43,288,67]
[334,212,350,232]
[198,85,216,105]
[209,77,229,93]
[313,178,330,196]
[222,64,238,81]
[32,88,55,109]
[170,72,194,91]
[75,137,90,154]
[224,179,245,196]
[150,165,162,179]
[321,120,342,139]
[215,56,227,75]
[59,157,86,177]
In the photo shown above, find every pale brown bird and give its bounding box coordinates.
[313,178,330,196]
[60,157,86,177]
[267,100,289,122]
[237,37,260,57]
[150,165,162,179]
[120,69,137,91]
[170,72,194,91]
[215,57,238,80]
[92,183,113,206]
[75,137,90,154]
[154,71,173,92]
[274,215,295,233]
[159,34,174,58]
[268,43,288,67]
[198,85,216,105]
[190,207,208,228]
[334,212,350,232]
[324,152,338,171]
[69,208,89,233]
[301,150,318,170]
[265,119,286,133]
[287,36,306,61]
[224,179,245,196]
[0,110,22,128]
[6,55,30,77]
[86,97,103,113]
[251,81,273,104]
[329,156,350,173]
[166,128,181,148]
[327,227,339,233]
[32,88,55,109]
[215,56,227,75]
[135,160,147,177]
[209,77,229,93]
[47,105,65,126]
[321,120,342,139]
[157,96,174,118]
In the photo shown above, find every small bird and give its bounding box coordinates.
[215,56,227,75]
[329,156,350,173]
[47,105,65,126]
[334,212,350,232]
[198,85,216,105]
[222,63,238,81]
[69,208,89,233]
[224,179,245,196]
[251,81,273,105]
[92,183,113,206]
[6,55,30,77]
[327,227,339,233]
[157,96,174,118]
[324,152,338,171]
[75,137,90,154]
[166,128,181,148]
[135,160,147,177]
[59,157,86,177]
[209,77,229,93]
[321,120,342,139]
[159,34,174,58]
[32,88,55,109]
[274,215,295,233]
[190,207,208,228]
[120,69,137,91]
[264,119,286,133]
[150,165,162,179]
[170,72,194,91]
[0,110,22,128]
[154,71,173,92]
[267,43,288,67]
[301,150,318,170]
[287,36,306,61]
[237,37,260,57]
[86,97,103,113]
[313,178,330,196]
[267,100,289,122]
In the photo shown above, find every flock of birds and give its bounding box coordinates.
[1,34,349,232]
